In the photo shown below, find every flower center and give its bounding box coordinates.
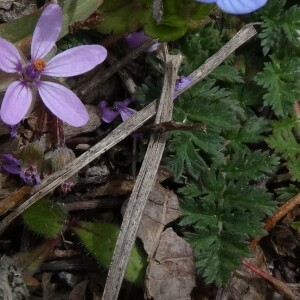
[24,59,47,81]
[33,59,47,71]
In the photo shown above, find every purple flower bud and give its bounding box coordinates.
[51,147,78,193]
[20,143,44,186]
[20,165,41,185]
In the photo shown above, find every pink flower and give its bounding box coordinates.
[0,3,107,127]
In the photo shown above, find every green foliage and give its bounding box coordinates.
[95,0,213,41]
[73,221,147,285]
[157,15,285,285]
[179,164,275,285]
[267,118,300,181]
[254,56,300,116]
[226,116,270,150]
[222,150,279,181]
[258,0,300,56]
[176,25,223,74]
[275,185,299,201]
[22,198,68,238]
[166,129,224,180]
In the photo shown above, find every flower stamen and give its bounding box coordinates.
[33,59,47,71]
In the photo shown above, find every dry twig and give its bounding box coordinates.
[102,44,182,299]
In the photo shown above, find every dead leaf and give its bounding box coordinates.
[68,280,88,300]
[137,182,180,256]
[134,181,195,300]
[94,179,134,197]
[220,248,269,300]
[145,228,196,300]
[42,273,55,300]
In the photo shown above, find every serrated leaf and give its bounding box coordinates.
[258,0,300,55]
[255,58,300,116]
[166,132,207,179]
[275,185,298,201]
[166,130,225,179]
[22,198,68,238]
[74,221,147,284]
[179,168,275,285]
[226,116,270,150]
[178,80,243,131]
[210,65,244,83]
[222,150,279,181]
[267,118,300,160]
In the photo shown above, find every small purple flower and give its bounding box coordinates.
[194,0,268,14]
[174,76,192,99]
[1,154,40,185]
[19,165,41,185]
[99,99,142,139]
[99,99,137,123]
[0,3,107,127]
[125,31,160,52]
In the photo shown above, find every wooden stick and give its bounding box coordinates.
[0,24,257,236]
[102,45,182,299]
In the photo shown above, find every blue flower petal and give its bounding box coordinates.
[194,0,268,14]
[217,0,267,14]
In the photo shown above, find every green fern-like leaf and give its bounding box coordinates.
[267,117,300,160]
[179,166,274,285]
[259,0,300,55]
[209,65,244,84]
[226,116,270,150]
[222,150,279,181]
[166,130,225,180]
[255,57,300,116]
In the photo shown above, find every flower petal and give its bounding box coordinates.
[194,0,215,3]
[117,105,137,122]
[126,31,149,49]
[31,3,62,60]
[0,81,32,125]
[98,101,119,123]
[43,45,107,77]
[118,98,134,108]
[125,31,159,52]
[217,0,267,14]
[0,38,22,73]
[37,81,89,127]
[1,154,21,175]
[194,0,267,14]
